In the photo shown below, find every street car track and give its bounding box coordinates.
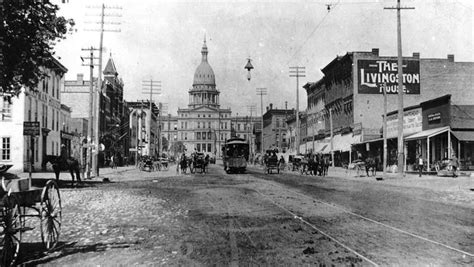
[245,167,474,259]
[199,169,371,265]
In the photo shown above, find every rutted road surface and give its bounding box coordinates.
[17,163,473,266]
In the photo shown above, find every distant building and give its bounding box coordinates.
[176,37,233,158]
[262,103,293,153]
[63,56,130,167]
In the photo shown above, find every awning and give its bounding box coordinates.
[333,134,361,152]
[452,131,474,141]
[405,126,450,141]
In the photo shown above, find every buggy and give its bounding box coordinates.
[0,164,62,266]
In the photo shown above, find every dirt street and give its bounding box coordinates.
[15,163,473,266]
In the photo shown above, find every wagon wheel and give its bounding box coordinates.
[0,195,21,267]
[40,180,62,250]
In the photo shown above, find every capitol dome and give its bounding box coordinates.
[193,38,216,87]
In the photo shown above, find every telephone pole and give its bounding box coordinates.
[385,0,414,176]
[247,105,257,161]
[256,88,267,155]
[80,47,99,179]
[142,79,161,156]
[86,4,121,176]
[289,66,305,155]
[158,102,168,158]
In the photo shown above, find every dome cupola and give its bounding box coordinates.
[193,36,216,87]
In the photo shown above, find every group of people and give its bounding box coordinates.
[418,153,460,177]
[176,152,210,174]
[298,153,330,176]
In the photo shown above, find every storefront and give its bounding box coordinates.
[354,95,474,172]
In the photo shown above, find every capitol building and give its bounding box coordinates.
[176,38,256,157]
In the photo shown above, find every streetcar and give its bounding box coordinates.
[222,137,249,173]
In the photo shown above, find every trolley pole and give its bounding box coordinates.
[385,0,414,176]
[289,66,305,155]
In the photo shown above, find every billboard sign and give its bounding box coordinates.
[386,108,422,139]
[358,59,420,94]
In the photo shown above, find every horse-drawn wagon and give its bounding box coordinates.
[0,164,62,266]
[191,152,208,174]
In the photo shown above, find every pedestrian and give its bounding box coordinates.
[417,154,424,177]
[450,153,459,177]
[110,155,115,169]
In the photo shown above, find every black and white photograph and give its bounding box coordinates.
[0,0,473,265]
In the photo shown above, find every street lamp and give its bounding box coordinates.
[244,58,254,81]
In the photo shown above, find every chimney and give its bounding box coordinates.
[412,52,420,59]
[77,73,84,83]
[371,48,379,56]
[269,103,273,110]
[447,54,454,62]
[285,101,288,110]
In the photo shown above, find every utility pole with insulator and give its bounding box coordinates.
[289,66,305,155]
[256,88,267,155]
[385,0,414,177]
[85,4,122,176]
[142,79,161,156]
[80,46,99,179]
[247,104,256,161]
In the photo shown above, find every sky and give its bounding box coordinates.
[53,0,473,117]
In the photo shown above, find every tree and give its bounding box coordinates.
[1,0,74,98]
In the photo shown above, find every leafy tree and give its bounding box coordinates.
[1,0,74,98]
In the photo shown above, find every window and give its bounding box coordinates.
[52,110,55,131]
[197,143,201,151]
[224,122,227,129]
[207,144,212,152]
[1,137,11,160]
[185,122,187,129]
[201,132,206,140]
[238,124,241,131]
[35,100,38,121]
[208,132,211,139]
[196,132,201,140]
[184,133,188,140]
[197,122,200,129]
[1,99,12,121]
[208,122,211,128]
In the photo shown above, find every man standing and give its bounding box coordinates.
[450,154,459,177]
[418,154,424,177]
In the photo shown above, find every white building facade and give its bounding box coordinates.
[0,58,68,173]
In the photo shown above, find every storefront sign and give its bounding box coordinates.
[358,59,420,94]
[23,121,40,136]
[386,108,422,138]
[428,112,441,124]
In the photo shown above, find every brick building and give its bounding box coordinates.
[304,48,474,168]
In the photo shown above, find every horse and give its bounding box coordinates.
[42,155,82,186]
[365,157,377,177]
[179,155,188,174]
[319,156,330,176]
